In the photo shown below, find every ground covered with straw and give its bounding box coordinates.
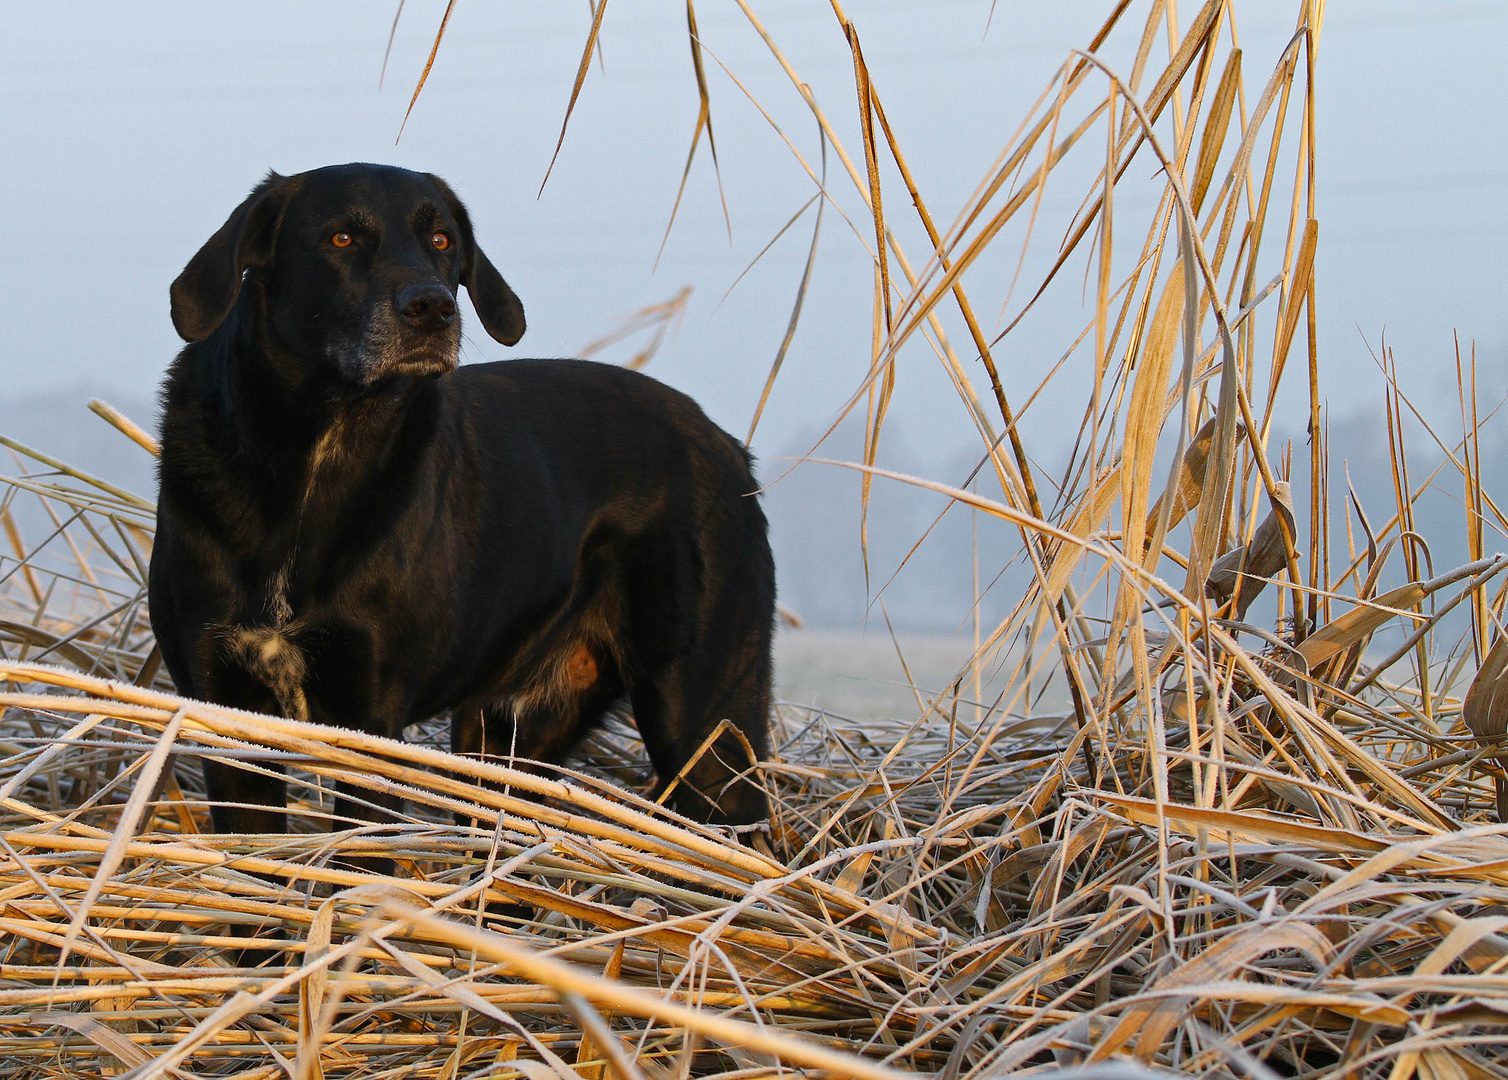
[4,1,1508,1077]
[1,425,1505,1079]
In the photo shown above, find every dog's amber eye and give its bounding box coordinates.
[432,232,451,251]
[330,232,353,249]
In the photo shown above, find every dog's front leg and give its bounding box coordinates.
[314,702,410,877]
[329,779,407,878]
[197,652,292,836]
[202,757,288,836]
[186,650,300,965]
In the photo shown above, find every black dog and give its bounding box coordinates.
[149,163,774,839]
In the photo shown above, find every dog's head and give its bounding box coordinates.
[169,163,526,385]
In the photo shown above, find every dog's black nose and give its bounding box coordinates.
[397,284,457,333]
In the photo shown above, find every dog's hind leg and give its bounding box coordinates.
[616,507,775,829]
[618,512,772,826]
[625,534,775,827]
[631,653,771,827]
[450,645,626,814]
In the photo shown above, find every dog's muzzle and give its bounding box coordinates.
[367,283,463,380]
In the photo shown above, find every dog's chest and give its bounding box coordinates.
[216,540,435,726]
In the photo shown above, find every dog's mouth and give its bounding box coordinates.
[334,318,462,387]
[371,349,459,382]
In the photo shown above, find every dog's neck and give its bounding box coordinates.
[193,295,435,471]
[165,296,446,578]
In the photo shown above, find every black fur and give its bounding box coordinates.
[150,163,775,838]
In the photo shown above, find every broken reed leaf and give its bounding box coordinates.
[1143,414,1229,542]
[1465,634,1508,819]
[1205,479,1294,620]
[1296,579,1428,670]
[1466,635,1508,747]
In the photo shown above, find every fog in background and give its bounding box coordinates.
[1,2,1504,639]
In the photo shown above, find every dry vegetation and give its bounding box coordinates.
[3,1,1508,1077]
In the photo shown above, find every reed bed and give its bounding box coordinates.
[2,0,1508,1077]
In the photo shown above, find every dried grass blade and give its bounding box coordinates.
[55,705,186,967]
[655,0,730,270]
[563,990,645,1080]
[30,1011,152,1070]
[576,286,691,370]
[1270,216,1318,393]
[377,938,579,1079]
[746,135,825,446]
[1120,266,1186,566]
[1297,580,1428,668]
[844,26,890,334]
[295,897,338,1080]
[0,434,152,509]
[572,942,625,1080]
[88,399,160,458]
[1,508,44,605]
[379,0,407,90]
[1098,792,1387,853]
[395,0,455,143]
[1043,467,1122,605]
[1190,47,1242,216]
[540,0,610,195]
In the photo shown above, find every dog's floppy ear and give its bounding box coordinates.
[170,171,294,342]
[427,175,526,347]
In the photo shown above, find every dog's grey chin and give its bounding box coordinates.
[366,352,459,383]
[377,354,452,380]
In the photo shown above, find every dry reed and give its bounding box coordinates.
[3,1,1507,1077]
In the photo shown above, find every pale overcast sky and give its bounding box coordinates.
[1,2,1503,455]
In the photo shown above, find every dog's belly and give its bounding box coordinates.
[215,605,613,740]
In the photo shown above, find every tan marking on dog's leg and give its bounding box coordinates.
[565,642,598,692]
